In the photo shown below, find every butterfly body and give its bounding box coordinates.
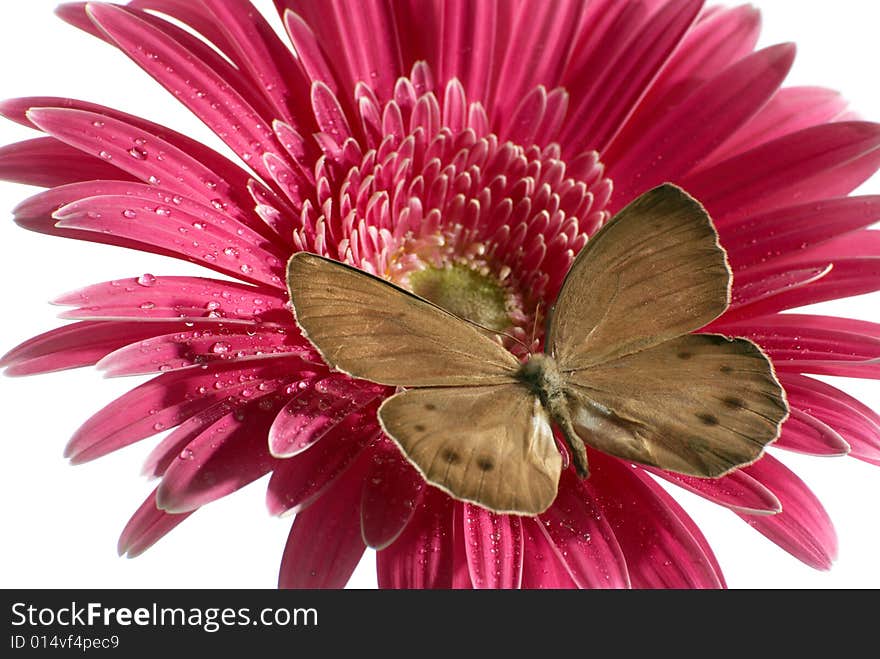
[515,353,590,477]
[286,184,789,516]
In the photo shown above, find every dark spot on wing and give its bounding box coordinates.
[723,396,744,409]
[442,449,460,464]
[414,424,426,432]
[697,413,719,426]
[424,403,436,411]
[720,365,733,373]
[477,457,495,472]
[677,351,692,360]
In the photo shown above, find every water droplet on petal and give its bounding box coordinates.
[139,301,156,310]
[240,264,254,274]
[179,448,194,460]
[128,147,148,160]
[211,341,231,354]
[136,273,157,287]
[98,150,113,160]
[122,209,137,219]
[92,120,105,128]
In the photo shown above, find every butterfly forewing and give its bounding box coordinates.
[287,253,521,387]
[378,385,562,515]
[549,184,731,371]
[563,334,787,477]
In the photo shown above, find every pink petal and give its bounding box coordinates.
[562,0,703,153]
[775,409,851,457]
[360,442,425,550]
[157,400,283,513]
[719,196,880,272]
[588,453,724,588]
[520,517,578,589]
[493,0,585,126]
[1,320,186,376]
[98,327,309,377]
[779,374,880,463]
[142,403,233,478]
[52,194,286,288]
[54,276,288,325]
[197,0,311,126]
[268,375,384,458]
[435,0,509,106]
[84,3,286,183]
[377,488,457,589]
[278,1,403,102]
[619,4,761,139]
[0,137,134,187]
[729,259,880,322]
[0,96,261,214]
[646,467,783,515]
[722,263,834,320]
[707,87,849,166]
[681,122,880,224]
[740,454,837,570]
[12,181,218,258]
[117,488,194,558]
[537,470,630,588]
[278,452,369,589]
[265,405,381,516]
[606,44,796,206]
[462,505,524,589]
[24,107,272,239]
[721,320,880,375]
[65,356,308,463]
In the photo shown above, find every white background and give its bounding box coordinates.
[1,0,878,589]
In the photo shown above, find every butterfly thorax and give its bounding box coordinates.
[516,353,565,408]
[517,354,590,478]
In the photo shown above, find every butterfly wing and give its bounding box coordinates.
[287,252,521,386]
[563,334,787,478]
[548,184,731,371]
[378,385,562,515]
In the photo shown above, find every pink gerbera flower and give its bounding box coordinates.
[2,0,880,588]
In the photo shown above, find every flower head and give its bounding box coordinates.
[2,0,880,588]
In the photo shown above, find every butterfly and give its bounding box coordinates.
[285,184,788,516]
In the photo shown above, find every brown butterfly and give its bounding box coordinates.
[286,184,788,516]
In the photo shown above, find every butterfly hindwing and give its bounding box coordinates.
[287,252,521,387]
[562,334,787,477]
[549,184,731,371]
[378,385,562,515]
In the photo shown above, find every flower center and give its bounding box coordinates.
[408,263,511,332]
[289,64,613,352]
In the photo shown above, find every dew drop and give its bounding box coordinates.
[136,273,157,287]
[148,175,161,185]
[172,195,184,205]
[240,264,254,274]
[122,209,137,219]
[139,301,156,310]
[179,448,194,460]
[128,146,148,160]
[155,206,172,217]
[210,198,227,211]
[98,150,113,160]
[211,341,231,354]
[92,120,105,128]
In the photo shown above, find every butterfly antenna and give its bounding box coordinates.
[530,302,544,350]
